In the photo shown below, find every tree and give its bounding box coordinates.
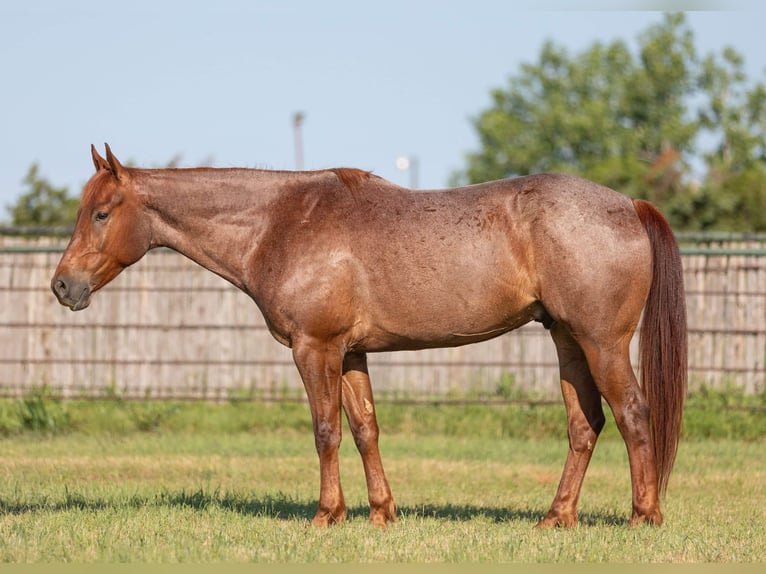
[456,13,766,231]
[6,153,200,228]
[676,48,766,231]
[458,15,696,196]
[8,164,79,227]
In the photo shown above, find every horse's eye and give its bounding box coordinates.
[94,211,110,223]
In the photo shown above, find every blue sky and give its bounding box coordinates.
[1,1,764,218]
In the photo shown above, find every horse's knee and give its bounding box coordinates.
[314,419,342,453]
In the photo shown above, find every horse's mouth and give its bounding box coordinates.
[69,288,92,311]
[52,278,92,311]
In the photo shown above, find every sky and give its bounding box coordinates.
[1,1,765,220]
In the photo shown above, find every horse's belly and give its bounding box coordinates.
[354,291,541,352]
[346,238,540,351]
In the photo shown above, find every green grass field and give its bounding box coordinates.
[0,397,764,562]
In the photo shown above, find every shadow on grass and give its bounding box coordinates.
[395,503,627,527]
[0,487,627,526]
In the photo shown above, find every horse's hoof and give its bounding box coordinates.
[370,499,397,528]
[311,508,347,527]
[535,511,578,528]
[629,508,663,527]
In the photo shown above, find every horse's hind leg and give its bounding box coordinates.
[537,324,605,528]
[579,336,663,526]
[341,352,396,527]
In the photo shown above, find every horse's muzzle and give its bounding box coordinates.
[51,273,92,311]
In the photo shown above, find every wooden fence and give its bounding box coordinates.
[1,232,765,400]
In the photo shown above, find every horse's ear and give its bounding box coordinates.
[104,143,128,181]
[91,144,109,173]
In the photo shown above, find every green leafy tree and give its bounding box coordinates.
[8,164,79,227]
[673,48,766,231]
[456,13,766,231]
[6,153,195,228]
[458,14,696,198]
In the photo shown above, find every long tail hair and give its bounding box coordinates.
[633,199,688,496]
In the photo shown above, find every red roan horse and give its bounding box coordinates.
[52,144,687,528]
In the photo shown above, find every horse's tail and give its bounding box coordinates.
[632,199,688,496]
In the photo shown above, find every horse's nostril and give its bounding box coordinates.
[54,278,68,297]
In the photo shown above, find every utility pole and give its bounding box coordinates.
[293,112,305,171]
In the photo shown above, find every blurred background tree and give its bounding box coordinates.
[8,164,79,227]
[454,13,766,231]
[5,154,196,228]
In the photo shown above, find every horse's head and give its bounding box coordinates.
[51,144,152,310]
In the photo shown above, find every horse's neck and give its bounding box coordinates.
[138,169,279,291]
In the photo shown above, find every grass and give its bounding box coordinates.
[0,396,764,562]
[2,384,764,440]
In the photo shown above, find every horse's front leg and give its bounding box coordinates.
[341,352,396,527]
[292,337,347,526]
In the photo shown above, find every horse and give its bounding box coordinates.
[51,144,687,528]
